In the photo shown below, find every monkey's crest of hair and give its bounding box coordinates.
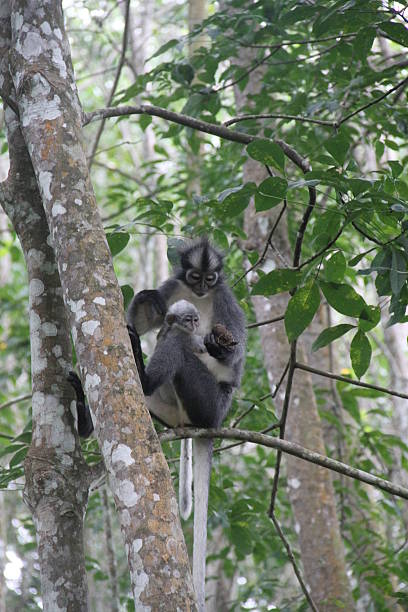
[178,236,224,275]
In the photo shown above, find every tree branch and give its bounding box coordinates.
[295,362,408,400]
[88,0,131,167]
[224,113,334,128]
[246,314,285,329]
[0,394,31,411]
[159,427,408,500]
[270,513,319,612]
[338,76,408,126]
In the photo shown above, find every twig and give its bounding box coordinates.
[271,513,319,612]
[224,113,334,128]
[0,394,31,411]
[297,224,346,270]
[352,221,383,246]
[235,32,357,49]
[159,427,408,500]
[269,342,297,515]
[233,202,287,287]
[0,89,19,117]
[231,360,289,428]
[338,77,408,126]
[210,48,279,94]
[88,0,131,167]
[295,362,408,400]
[246,314,285,329]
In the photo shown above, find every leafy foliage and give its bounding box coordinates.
[1,0,408,609]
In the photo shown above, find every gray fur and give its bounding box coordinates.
[127,237,246,607]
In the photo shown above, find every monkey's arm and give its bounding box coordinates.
[128,323,183,396]
[67,371,94,438]
[126,279,180,335]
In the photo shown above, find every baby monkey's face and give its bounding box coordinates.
[180,311,200,333]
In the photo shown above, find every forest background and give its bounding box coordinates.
[1,0,408,610]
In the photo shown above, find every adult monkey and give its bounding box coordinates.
[71,237,246,610]
[127,237,246,610]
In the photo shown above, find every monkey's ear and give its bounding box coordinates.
[166,313,176,325]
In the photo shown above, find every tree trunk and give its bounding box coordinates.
[5,1,196,609]
[0,8,90,610]
[232,37,354,609]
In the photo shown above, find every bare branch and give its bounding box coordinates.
[295,362,408,400]
[84,104,310,176]
[233,202,287,287]
[88,0,131,167]
[271,513,319,612]
[224,113,334,128]
[269,342,297,515]
[0,394,31,411]
[246,314,285,329]
[338,77,408,126]
[159,427,408,500]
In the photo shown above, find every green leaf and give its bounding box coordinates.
[106,232,130,257]
[323,134,350,166]
[324,251,346,283]
[148,38,179,61]
[9,446,28,469]
[171,63,194,85]
[255,177,288,211]
[246,140,285,171]
[350,330,372,378]
[380,22,408,47]
[120,285,134,310]
[12,432,32,444]
[353,27,375,60]
[285,281,320,342]
[312,324,355,352]
[139,115,152,131]
[358,305,380,332]
[252,268,302,296]
[320,281,365,317]
[349,251,369,267]
[391,248,408,296]
[220,183,256,217]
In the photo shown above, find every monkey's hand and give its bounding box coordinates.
[127,324,144,364]
[127,324,149,394]
[204,324,237,359]
[68,371,94,438]
[68,371,85,403]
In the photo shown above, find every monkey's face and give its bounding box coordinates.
[181,311,200,332]
[185,269,219,297]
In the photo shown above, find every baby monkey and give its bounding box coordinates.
[157,299,206,354]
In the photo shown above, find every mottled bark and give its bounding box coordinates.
[0,7,90,611]
[231,37,354,609]
[102,487,119,612]
[8,1,195,608]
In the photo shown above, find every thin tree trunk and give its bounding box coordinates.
[232,37,354,608]
[102,487,119,612]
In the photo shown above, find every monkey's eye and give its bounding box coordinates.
[186,270,201,283]
[193,316,199,324]
[206,272,218,285]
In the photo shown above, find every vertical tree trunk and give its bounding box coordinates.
[232,35,354,608]
[102,487,120,612]
[7,1,196,608]
[0,7,90,610]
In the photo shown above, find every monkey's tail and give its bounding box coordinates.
[193,438,213,612]
[179,438,193,520]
